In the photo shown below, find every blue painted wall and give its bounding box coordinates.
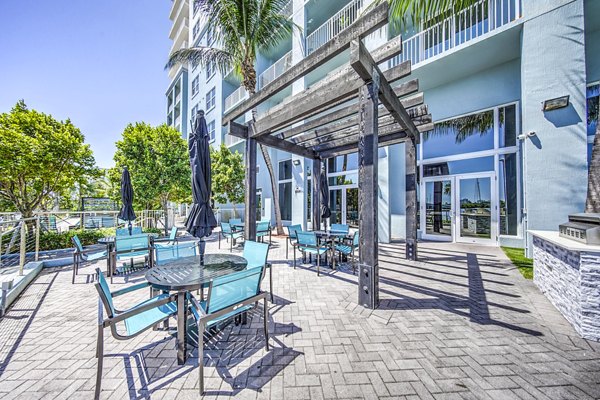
[521,0,588,254]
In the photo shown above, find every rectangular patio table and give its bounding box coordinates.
[145,253,248,364]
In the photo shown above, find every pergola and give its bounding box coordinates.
[224,2,432,308]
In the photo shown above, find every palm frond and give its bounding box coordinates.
[372,0,479,29]
[424,110,494,144]
[165,46,233,72]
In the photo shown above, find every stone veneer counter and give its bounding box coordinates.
[530,230,600,341]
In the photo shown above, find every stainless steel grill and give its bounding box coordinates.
[559,213,600,245]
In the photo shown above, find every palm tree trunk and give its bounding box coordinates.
[586,123,600,212]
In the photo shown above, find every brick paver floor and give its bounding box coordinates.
[0,235,599,399]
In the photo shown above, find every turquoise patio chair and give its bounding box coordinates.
[111,234,151,282]
[94,268,177,399]
[187,265,269,395]
[296,231,330,276]
[285,224,302,266]
[219,222,243,253]
[71,235,107,284]
[155,241,198,266]
[330,223,349,234]
[116,226,143,236]
[153,226,179,248]
[229,218,242,225]
[243,240,273,301]
[335,231,359,274]
[256,221,271,243]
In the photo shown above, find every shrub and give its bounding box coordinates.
[38,227,164,251]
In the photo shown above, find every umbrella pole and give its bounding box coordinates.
[199,239,206,265]
[128,221,132,235]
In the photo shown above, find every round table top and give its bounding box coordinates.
[98,233,159,244]
[145,253,247,292]
[313,230,352,238]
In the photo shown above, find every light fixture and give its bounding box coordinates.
[293,159,301,166]
[542,95,569,112]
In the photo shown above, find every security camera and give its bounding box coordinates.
[517,131,536,140]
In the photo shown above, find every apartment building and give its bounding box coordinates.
[166,0,190,137]
[176,0,600,253]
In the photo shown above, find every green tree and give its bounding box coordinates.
[111,123,191,233]
[211,144,245,217]
[0,100,98,218]
[166,0,296,235]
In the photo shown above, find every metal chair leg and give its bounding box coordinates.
[269,264,274,303]
[263,297,270,351]
[286,239,289,259]
[72,254,77,284]
[218,232,221,249]
[94,324,104,400]
[198,322,205,395]
[317,252,320,277]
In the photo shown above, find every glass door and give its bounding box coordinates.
[456,174,496,244]
[422,179,453,241]
[329,189,343,225]
[345,188,359,228]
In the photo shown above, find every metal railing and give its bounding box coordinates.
[305,0,374,56]
[282,0,293,18]
[0,217,40,275]
[224,86,249,112]
[224,133,244,147]
[259,50,293,89]
[390,0,521,68]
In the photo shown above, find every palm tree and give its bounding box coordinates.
[586,93,599,212]
[166,0,296,235]
[377,0,478,28]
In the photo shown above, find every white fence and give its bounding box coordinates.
[224,86,249,112]
[390,0,521,67]
[259,50,293,89]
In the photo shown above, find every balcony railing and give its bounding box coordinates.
[259,51,293,89]
[224,133,244,147]
[305,0,374,56]
[282,0,293,18]
[224,86,248,112]
[390,0,521,68]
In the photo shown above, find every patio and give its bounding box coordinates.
[1,235,599,399]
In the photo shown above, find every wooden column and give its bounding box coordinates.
[357,76,380,309]
[312,158,322,230]
[244,136,258,241]
[405,137,418,260]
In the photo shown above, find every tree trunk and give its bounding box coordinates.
[586,123,600,213]
[161,198,169,236]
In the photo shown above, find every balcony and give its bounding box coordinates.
[282,0,293,18]
[258,51,293,89]
[305,0,374,56]
[390,0,521,68]
[224,133,244,148]
[224,86,248,112]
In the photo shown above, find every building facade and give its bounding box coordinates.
[166,0,190,137]
[175,0,600,253]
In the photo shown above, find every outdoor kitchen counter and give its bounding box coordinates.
[530,230,600,341]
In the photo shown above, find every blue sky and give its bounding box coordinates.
[0,0,172,168]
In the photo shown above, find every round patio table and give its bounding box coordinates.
[312,230,353,269]
[145,253,247,365]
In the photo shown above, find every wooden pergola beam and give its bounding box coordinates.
[222,2,390,127]
[350,40,420,141]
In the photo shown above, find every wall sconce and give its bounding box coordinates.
[293,159,301,166]
[295,186,303,193]
[542,95,569,112]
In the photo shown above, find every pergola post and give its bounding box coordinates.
[244,135,258,241]
[357,78,380,309]
[312,158,322,230]
[405,137,418,260]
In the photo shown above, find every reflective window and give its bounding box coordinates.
[278,159,292,180]
[328,173,358,186]
[191,76,199,97]
[207,120,215,141]
[206,87,216,111]
[499,104,517,148]
[278,182,292,221]
[423,156,494,177]
[327,153,358,173]
[306,178,311,222]
[588,84,599,137]
[423,110,494,159]
[499,153,519,236]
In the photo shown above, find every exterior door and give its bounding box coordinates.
[456,174,496,244]
[422,178,453,241]
[329,187,359,227]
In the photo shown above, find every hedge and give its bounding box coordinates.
[38,227,165,251]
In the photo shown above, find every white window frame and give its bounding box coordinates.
[191,76,199,98]
[206,87,216,112]
[278,158,293,222]
[206,61,216,82]
[207,120,216,142]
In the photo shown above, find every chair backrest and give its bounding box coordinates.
[101,216,115,228]
[352,231,359,246]
[155,241,198,265]
[256,221,270,233]
[95,268,115,317]
[331,224,349,234]
[115,234,149,252]
[286,224,302,239]
[168,226,178,241]
[221,222,232,234]
[229,218,242,225]
[71,235,84,253]
[116,226,143,236]
[296,231,317,247]
[243,240,269,269]
[206,266,264,314]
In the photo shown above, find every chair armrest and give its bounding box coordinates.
[111,282,151,297]
[187,292,207,321]
[110,293,178,324]
[152,237,173,243]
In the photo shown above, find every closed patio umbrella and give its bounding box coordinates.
[118,167,136,235]
[320,170,331,230]
[185,110,217,257]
